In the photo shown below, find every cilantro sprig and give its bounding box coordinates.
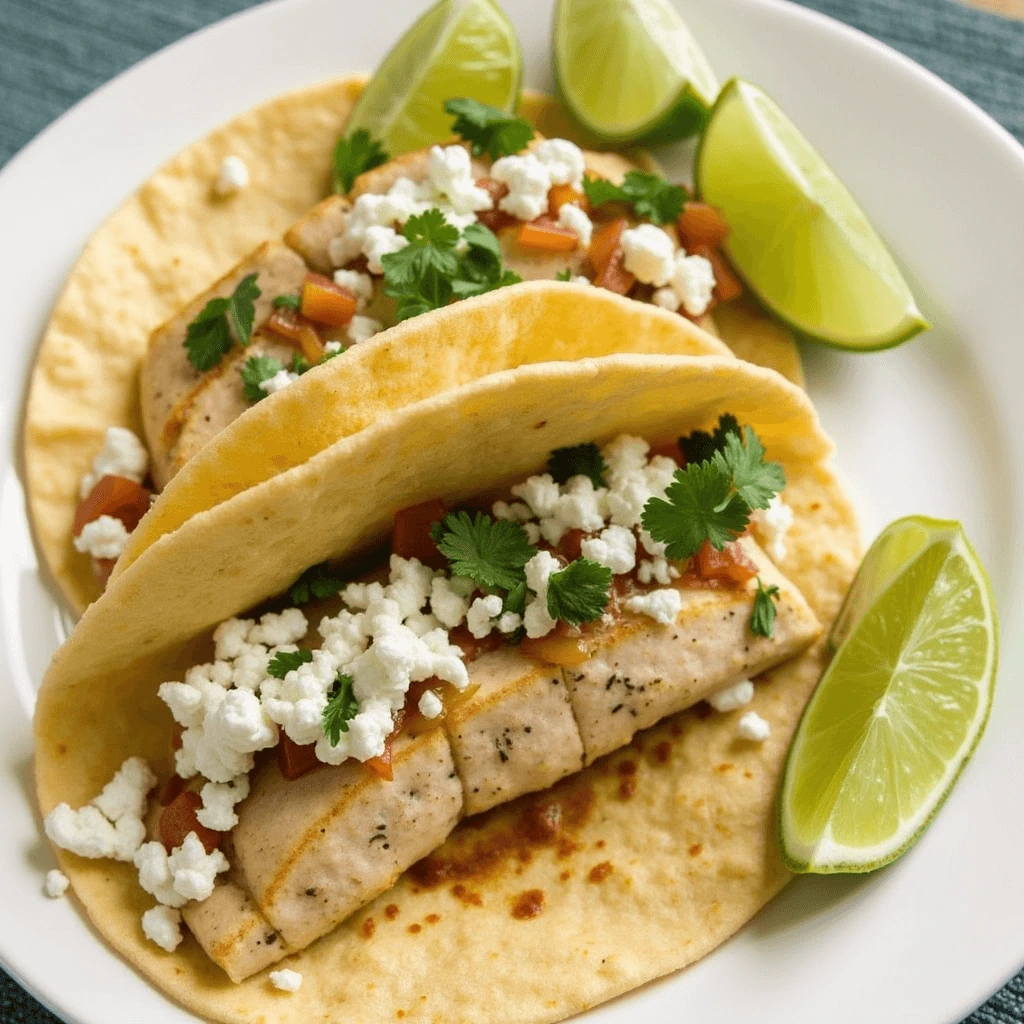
[268,649,313,679]
[322,673,359,745]
[185,273,261,371]
[642,423,785,559]
[582,171,687,225]
[273,293,301,310]
[444,98,534,159]
[548,443,607,488]
[750,578,781,638]
[240,355,283,403]
[332,129,389,194]
[382,210,521,321]
[679,414,740,464]
[431,512,535,591]
[289,562,345,605]
[547,559,612,626]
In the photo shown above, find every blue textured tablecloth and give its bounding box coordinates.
[1,0,1022,1021]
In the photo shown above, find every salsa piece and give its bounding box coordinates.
[517,218,578,253]
[677,202,730,249]
[475,178,516,233]
[300,273,358,328]
[696,538,758,586]
[689,243,744,303]
[392,498,447,569]
[73,474,151,537]
[264,306,325,363]
[278,735,320,781]
[548,184,589,215]
[647,440,686,467]
[159,790,222,854]
[588,218,635,295]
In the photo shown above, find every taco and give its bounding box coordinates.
[36,352,859,1023]
[24,81,798,615]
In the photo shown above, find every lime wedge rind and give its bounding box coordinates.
[553,0,720,144]
[779,521,998,874]
[695,77,930,352]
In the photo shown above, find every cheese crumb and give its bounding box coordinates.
[490,153,552,222]
[418,689,443,719]
[522,551,561,638]
[332,269,374,311]
[754,495,794,562]
[738,710,771,741]
[466,595,503,639]
[670,253,716,317]
[580,525,636,575]
[620,225,676,286]
[196,776,250,832]
[142,905,183,952]
[624,588,682,625]
[270,968,303,992]
[557,202,593,246]
[214,155,249,196]
[44,869,70,899]
[73,514,131,560]
[707,680,755,712]
[79,425,149,498]
[346,315,383,345]
[259,369,300,396]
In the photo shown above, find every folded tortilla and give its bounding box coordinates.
[35,352,859,1024]
[23,79,799,614]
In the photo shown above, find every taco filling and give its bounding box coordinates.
[45,419,819,983]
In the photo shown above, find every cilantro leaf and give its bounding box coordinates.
[582,171,686,225]
[240,355,284,403]
[382,209,461,320]
[503,579,527,616]
[548,443,607,488]
[322,673,359,745]
[642,461,750,559]
[332,129,389,194]
[750,578,781,638]
[273,293,301,309]
[431,511,536,591]
[713,427,786,511]
[267,649,313,679]
[444,98,534,159]
[185,273,262,371]
[679,414,741,464]
[546,558,612,626]
[556,268,573,282]
[289,562,345,605]
[290,353,311,375]
[452,222,523,299]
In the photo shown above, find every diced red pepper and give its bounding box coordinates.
[548,184,589,215]
[588,218,635,295]
[92,558,117,586]
[365,709,405,782]
[392,498,447,569]
[159,774,187,807]
[300,273,358,328]
[647,440,686,467]
[696,539,758,586]
[73,475,151,537]
[689,243,744,304]
[557,528,585,562]
[278,735,320,781]
[677,202,730,249]
[517,218,579,253]
[265,306,325,363]
[158,790,222,854]
[476,178,516,233]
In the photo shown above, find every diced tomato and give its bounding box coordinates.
[677,202,730,249]
[648,440,686,467]
[689,243,744,304]
[159,790,222,854]
[300,273,358,328]
[517,218,579,253]
[92,558,117,586]
[365,709,405,782]
[73,475,151,537]
[278,735,319,781]
[265,306,325,363]
[588,217,628,278]
[476,178,516,233]
[548,184,589,215]
[696,538,758,586]
[521,622,590,667]
[449,625,503,663]
[557,528,585,562]
[392,498,447,569]
[594,252,635,296]
[159,774,187,806]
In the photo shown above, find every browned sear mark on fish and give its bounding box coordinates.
[588,861,614,883]
[511,889,545,919]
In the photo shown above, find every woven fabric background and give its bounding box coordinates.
[0,0,1021,1020]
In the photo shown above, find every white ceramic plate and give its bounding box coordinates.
[2,0,1023,1021]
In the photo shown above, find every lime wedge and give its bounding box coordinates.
[695,79,929,350]
[779,518,997,873]
[347,0,523,155]
[553,0,720,143]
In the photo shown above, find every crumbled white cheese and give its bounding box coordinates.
[523,522,541,545]
[557,202,593,246]
[466,594,503,639]
[581,525,636,575]
[45,805,122,860]
[620,225,676,287]
[325,340,343,355]
[214,155,249,196]
[134,833,229,908]
[73,515,131,560]
[93,756,158,822]
[196,775,250,832]
[624,588,682,625]
[497,611,522,634]
[571,275,591,285]
[738,710,771,741]
[44,869,70,899]
[637,556,678,585]
[418,689,443,719]
[522,550,561,638]
[362,225,408,274]
[754,495,794,563]
[651,287,680,312]
[670,253,716,317]
[430,575,470,628]
[707,679,755,712]
[533,139,586,189]
[491,500,533,523]
[249,608,308,648]
[270,968,303,992]
[142,905,183,952]
[551,476,606,533]
[346,314,383,345]
[426,145,493,216]
[490,153,552,222]
[511,474,560,518]
[332,269,374,311]
[79,425,149,498]
[259,369,300,396]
